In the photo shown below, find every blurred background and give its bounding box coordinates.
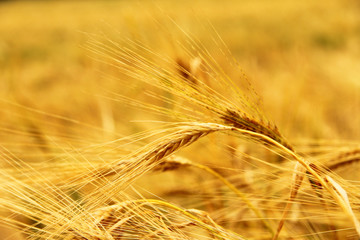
[1,0,360,140]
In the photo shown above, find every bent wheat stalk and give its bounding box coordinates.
[87,31,360,238]
[89,120,360,238]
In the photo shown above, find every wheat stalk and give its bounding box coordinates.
[85,29,360,238]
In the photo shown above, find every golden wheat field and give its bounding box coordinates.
[1,0,360,239]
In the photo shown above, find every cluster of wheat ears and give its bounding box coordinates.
[0,23,360,240]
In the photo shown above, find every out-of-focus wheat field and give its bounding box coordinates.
[1,0,360,139]
[1,0,360,239]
